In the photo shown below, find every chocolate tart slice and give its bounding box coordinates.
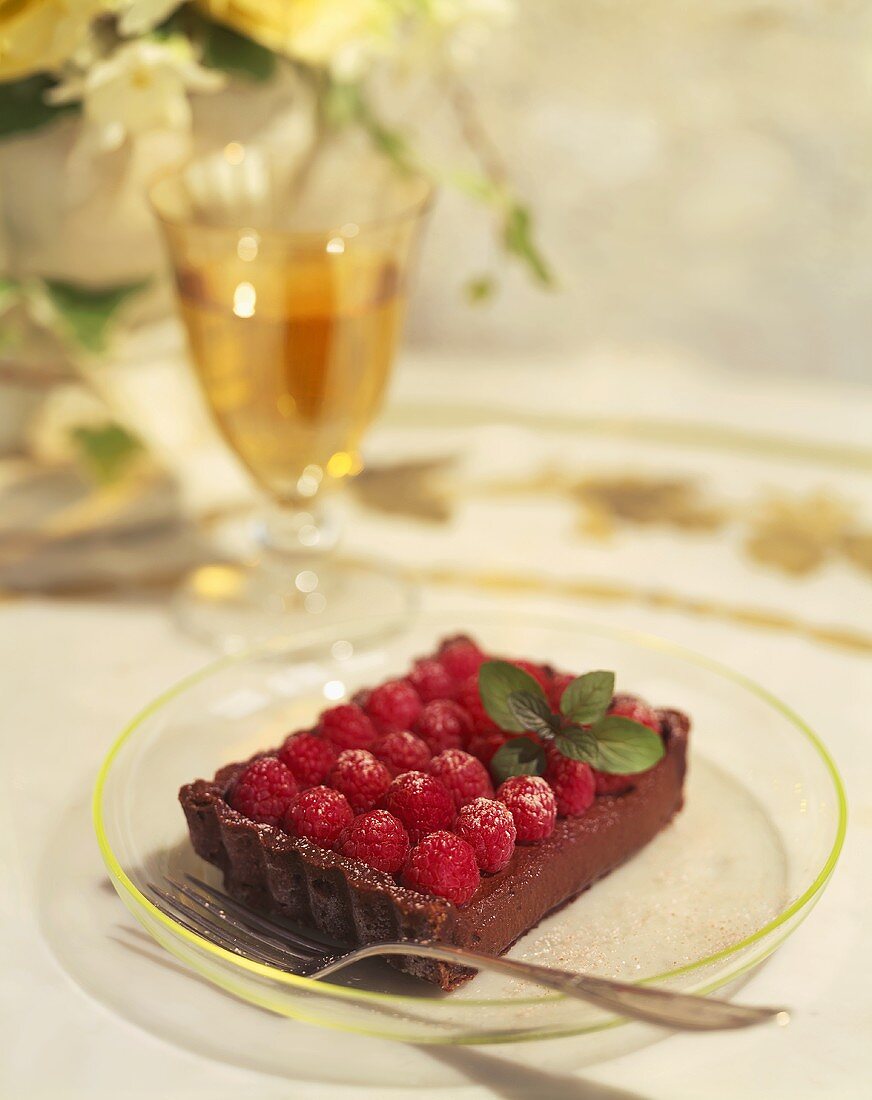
[179,709,689,991]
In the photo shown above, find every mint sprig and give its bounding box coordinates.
[506,690,562,738]
[489,736,546,784]
[560,670,615,725]
[480,660,665,782]
[478,660,545,733]
[581,716,664,773]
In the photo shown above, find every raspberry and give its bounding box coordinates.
[408,658,456,702]
[328,749,392,813]
[496,775,557,843]
[594,770,636,796]
[230,757,298,827]
[320,704,376,750]
[383,770,455,841]
[402,831,480,906]
[283,786,353,848]
[510,659,552,693]
[608,694,662,733]
[456,674,499,734]
[338,809,410,873]
[466,729,508,765]
[414,699,472,753]
[366,679,422,733]
[438,636,486,682]
[454,797,516,873]
[545,748,596,816]
[549,672,574,708]
[371,730,432,776]
[279,732,337,787]
[428,748,494,809]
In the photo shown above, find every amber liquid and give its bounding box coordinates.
[176,250,406,501]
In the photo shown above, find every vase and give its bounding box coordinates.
[0,65,315,459]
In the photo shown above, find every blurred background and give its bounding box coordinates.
[417,0,872,378]
[5,1,872,383]
[1,0,871,631]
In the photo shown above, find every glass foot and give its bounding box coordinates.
[172,557,418,653]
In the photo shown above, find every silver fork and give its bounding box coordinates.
[147,874,788,1032]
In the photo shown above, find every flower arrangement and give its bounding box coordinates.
[0,0,548,474]
[0,1,549,309]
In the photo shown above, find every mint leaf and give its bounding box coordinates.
[554,726,599,763]
[507,690,561,738]
[478,660,548,733]
[560,670,615,726]
[44,278,148,352]
[70,423,142,484]
[489,736,546,784]
[585,716,665,775]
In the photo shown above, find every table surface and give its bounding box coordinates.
[3,347,871,1099]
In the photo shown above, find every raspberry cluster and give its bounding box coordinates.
[227,635,665,908]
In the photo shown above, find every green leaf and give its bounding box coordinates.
[478,660,549,733]
[199,19,277,82]
[448,171,503,205]
[324,80,414,173]
[554,726,599,763]
[70,423,142,484]
[503,202,553,287]
[489,736,547,784]
[585,716,665,775]
[0,75,79,139]
[507,690,561,738]
[44,279,149,352]
[158,6,276,81]
[0,277,21,312]
[368,121,413,168]
[323,79,361,128]
[560,670,615,726]
[465,275,497,304]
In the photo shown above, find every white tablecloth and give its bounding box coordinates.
[3,348,871,1098]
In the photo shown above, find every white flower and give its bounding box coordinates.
[114,0,185,37]
[47,38,224,152]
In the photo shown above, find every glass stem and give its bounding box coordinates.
[254,497,343,567]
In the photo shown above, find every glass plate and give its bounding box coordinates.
[93,611,845,1045]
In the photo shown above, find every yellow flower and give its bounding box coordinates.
[0,0,104,81]
[194,0,394,67]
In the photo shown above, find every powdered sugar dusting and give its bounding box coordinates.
[452,755,789,1003]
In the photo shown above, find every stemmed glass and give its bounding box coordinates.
[150,145,433,651]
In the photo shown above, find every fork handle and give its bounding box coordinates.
[314,942,788,1031]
